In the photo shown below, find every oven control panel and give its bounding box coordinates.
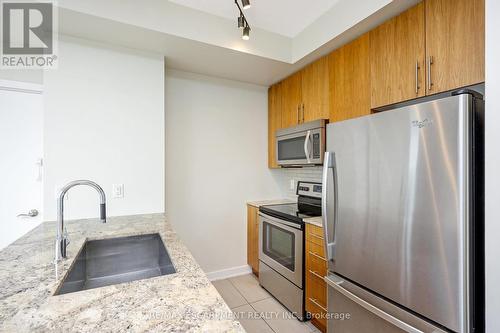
[296,181,322,198]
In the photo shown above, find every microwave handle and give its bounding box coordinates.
[304,130,312,163]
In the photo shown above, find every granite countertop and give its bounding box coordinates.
[0,214,244,333]
[246,198,296,208]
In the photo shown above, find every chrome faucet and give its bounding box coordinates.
[55,180,106,262]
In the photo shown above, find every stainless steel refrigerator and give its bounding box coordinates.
[321,91,484,333]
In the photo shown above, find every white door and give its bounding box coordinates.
[0,80,43,250]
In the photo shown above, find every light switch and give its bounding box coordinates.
[112,184,124,198]
[289,179,295,191]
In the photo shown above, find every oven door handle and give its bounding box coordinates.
[304,130,312,164]
[259,212,302,230]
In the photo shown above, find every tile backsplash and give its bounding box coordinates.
[272,167,323,198]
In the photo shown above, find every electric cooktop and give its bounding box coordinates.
[259,181,322,225]
[259,203,320,224]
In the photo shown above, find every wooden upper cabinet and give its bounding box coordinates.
[281,72,302,128]
[370,2,425,109]
[329,33,371,122]
[268,83,282,169]
[425,0,485,94]
[301,57,329,123]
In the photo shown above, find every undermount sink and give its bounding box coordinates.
[55,233,176,295]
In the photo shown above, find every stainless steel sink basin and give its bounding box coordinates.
[55,233,176,295]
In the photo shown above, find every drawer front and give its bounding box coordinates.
[306,223,325,246]
[307,294,327,330]
[307,268,327,306]
[307,239,326,259]
[308,255,327,279]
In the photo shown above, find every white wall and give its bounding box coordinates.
[292,0,391,61]
[0,69,43,84]
[43,36,165,221]
[165,70,283,274]
[485,0,500,331]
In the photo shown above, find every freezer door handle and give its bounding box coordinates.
[325,275,425,333]
[321,151,337,260]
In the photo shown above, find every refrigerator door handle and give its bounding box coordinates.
[304,130,312,164]
[321,151,337,260]
[325,275,425,333]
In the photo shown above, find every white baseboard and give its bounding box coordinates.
[206,265,252,281]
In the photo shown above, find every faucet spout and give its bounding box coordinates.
[55,180,107,262]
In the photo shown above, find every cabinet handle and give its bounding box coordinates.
[302,103,305,123]
[427,56,433,91]
[309,297,327,312]
[308,251,327,261]
[415,61,420,94]
[297,105,300,124]
[309,269,325,280]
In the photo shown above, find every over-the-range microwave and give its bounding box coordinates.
[276,119,327,167]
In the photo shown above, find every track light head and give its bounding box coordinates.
[237,14,245,28]
[242,25,250,40]
[235,0,251,40]
[242,0,251,10]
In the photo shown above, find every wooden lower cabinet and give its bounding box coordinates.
[247,204,259,275]
[305,223,328,333]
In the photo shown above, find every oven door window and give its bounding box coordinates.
[278,136,306,161]
[262,222,295,271]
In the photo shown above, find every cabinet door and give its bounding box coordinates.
[268,83,282,169]
[329,33,371,122]
[281,72,302,128]
[301,57,329,123]
[247,205,259,275]
[370,3,425,108]
[425,0,485,94]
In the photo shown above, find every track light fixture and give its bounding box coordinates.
[234,0,251,40]
[242,24,250,40]
[242,0,251,10]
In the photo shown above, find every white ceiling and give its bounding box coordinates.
[57,0,419,85]
[167,0,341,38]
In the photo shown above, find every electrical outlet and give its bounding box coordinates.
[112,184,124,199]
[289,179,295,191]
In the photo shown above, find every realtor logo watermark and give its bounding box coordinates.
[1,0,57,68]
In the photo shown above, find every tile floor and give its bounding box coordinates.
[212,274,320,333]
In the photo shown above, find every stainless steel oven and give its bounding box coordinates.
[259,212,303,287]
[259,211,304,319]
[276,119,327,167]
[258,181,322,321]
